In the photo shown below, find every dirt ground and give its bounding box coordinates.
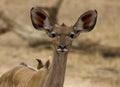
[0,0,120,87]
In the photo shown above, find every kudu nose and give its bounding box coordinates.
[58,44,67,50]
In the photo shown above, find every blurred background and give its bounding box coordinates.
[0,0,120,87]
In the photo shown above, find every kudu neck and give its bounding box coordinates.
[41,50,68,87]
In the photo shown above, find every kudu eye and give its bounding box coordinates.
[49,32,56,38]
[69,32,75,39]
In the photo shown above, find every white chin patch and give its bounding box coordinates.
[63,49,68,52]
[57,48,68,52]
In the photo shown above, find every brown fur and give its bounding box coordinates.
[0,64,48,87]
[0,65,33,87]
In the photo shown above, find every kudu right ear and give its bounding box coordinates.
[30,7,52,32]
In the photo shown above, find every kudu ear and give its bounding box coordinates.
[30,7,52,32]
[44,60,50,69]
[36,58,44,70]
[73,10,97,33]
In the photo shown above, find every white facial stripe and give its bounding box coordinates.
[55,24,58,27]
[71,32,75,34]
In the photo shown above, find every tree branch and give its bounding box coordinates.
[0,10,51,46]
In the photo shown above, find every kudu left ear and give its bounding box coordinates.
[30,7,52,32]
[73,10,97,34]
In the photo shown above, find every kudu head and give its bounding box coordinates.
[30,7,97,54]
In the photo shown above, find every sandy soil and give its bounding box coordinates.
[0,0,120,87]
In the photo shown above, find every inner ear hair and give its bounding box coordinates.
[81,10,97,31]
[73,10,97,33]
[30,7,53,32]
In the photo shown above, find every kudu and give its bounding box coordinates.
[0,0,97,87]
